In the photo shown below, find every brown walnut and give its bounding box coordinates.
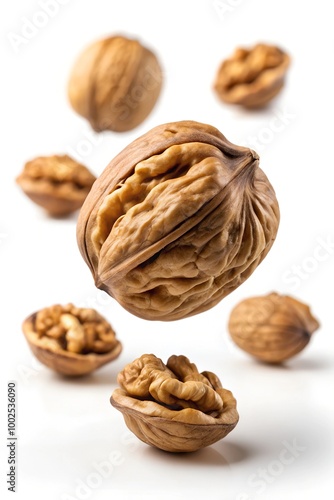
[22,303,122,376]
[16,155,96,216]
[110,354,239,453]
[68,35,163,132]
[77,120,280,321]
[228,292,320,363]
[214,43,290,108]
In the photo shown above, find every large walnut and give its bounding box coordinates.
[77,120,280,321]
[110,354,239,453]
[68,35,163,132]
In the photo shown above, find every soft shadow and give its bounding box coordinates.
[52,366,119,386]
[233,101,276,120]
[238,355,332,372]
[41,211,78,222]
[288,356,333,371]
[212,440,258,464]
[142,443,230,467]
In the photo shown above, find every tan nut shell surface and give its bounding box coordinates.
[68,35,162,132]
[110,354,239,453]
[214,43,290,108]
[22,314,122,376]
[111,387,238,453]
[228,292,320,363]
[77,120,280,321]
[16,155,96,216]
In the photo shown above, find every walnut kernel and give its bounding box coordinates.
[22,304,122,376]
[16,155,96,216]
[110,354,239,452]
[214,43,290,108]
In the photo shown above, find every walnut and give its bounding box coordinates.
[22,303,122,376]
[16,155,96,217]
[67,35,163,132]
[213,43,290,108]
[228,292,320,363]
[110,354,239,453]
[77,120,280,321]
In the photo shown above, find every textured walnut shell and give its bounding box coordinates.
[228,292,320,363]
[68,35,163,132]
[22,312,122,376]
[16,155,96,216]
[77,120,279,321]
[110,354,239,453]
[214,43,290,108]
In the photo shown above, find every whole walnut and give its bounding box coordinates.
[228,292,320,363]
[77,120,280,321]
[68,35,163,132]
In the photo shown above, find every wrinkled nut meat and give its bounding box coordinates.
[110,354,239,452]
[228,292,320,363]
[214,43,290,108]
[77,120,280,321]
[16,155,96,216]
[68,35,163,132]
[22,303,122,376]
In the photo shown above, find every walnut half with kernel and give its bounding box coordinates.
[16,155,96,216]
[22,304,122,376]
[110,354,239,453]
[77,120,280,321]
[214,43,290,108]
[228,292,320,363]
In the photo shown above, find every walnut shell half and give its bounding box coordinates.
[16,155,96,216]
[68,35,163,132]
[228,292,320,363]
[214,43,290,108]
[22,304,122,376]
[110,354,239,453]
[77,121,279,321]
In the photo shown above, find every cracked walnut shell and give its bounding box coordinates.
[228,292,320,363]
[77,120,280,321]
[68,35,163,132]
[22,303,122,376]
[16,155,96,216]
[214,43,290,108]
[110,354,239,452]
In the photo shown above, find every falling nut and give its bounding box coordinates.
[213,43,290,108]
[22,303,122,376]
[228,292,320,363]
[16,155,96,216]
[68,35,163,132]
[77,120,280,321]
[110,354,239,453]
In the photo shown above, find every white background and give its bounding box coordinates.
[1,1,333,499]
